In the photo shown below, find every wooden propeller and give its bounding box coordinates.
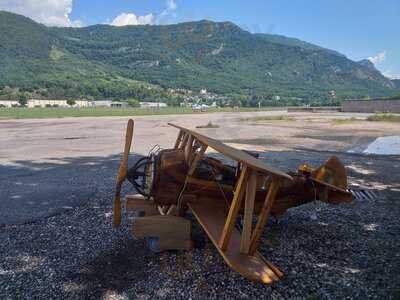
[113,119,134,228]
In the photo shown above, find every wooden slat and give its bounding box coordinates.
[174,130,184,149]
[133,215,191,240]
[179,132,189,150]
[240,170,257,254]
[188,144,207,175]
[168,123,292,181]
[310,177,353,204]
[310,177,352,194]
[185,135,194,164]
[186,176,233,191]
[219,165,250,251]
[189,202,281,284]
[249,179,280,255]
[256,252,284,278]
[125,194,159,216]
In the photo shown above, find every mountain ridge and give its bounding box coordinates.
[0,11,398,105]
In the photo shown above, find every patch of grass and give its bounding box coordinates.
[0,107,192,119]
[0,107,282,119]
[241,115,295,122]
[392,288,400,299]
[265,236,281,248]
[49,46,65,61]
[196,121,219,129]
[366,113,400,122]
[306,293,320,300]
[331,117,359,125]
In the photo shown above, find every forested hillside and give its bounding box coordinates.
[0,11,398,106]
[392,79,400,90]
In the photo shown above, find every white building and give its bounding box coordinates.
[89,101,131,108]
[192,103,210,111]
[89,100,113,107]
[273,95,281,101]
[140,102,168,109]
[110,102,130,108]
[0,100,19,108]
[27,99,89,108]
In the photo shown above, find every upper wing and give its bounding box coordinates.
[168,123,292,181]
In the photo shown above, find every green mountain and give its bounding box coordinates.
[254,33,344,57]
[0,11,398,105]
[357,59,378,71]
[392,79,400,90]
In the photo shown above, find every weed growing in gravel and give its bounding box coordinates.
[306,292,320,300]
[194,246,214,293]
[241,115,296,122]
[196,121,220,128]
[160,251,196,281]
[331,117,359,125]
[159,252,169,277]
[264,235,281,248]
[366,113,400,122]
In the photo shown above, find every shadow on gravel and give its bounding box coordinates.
[65,238,153,298]
[0,154,142,225]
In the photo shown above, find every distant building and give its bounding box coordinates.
[192,103,209,111]
[89,100,113,107]
[139,102,168,109]
[329,90,337,99]
[0,100,19,108]
[342,98,400,113]
[27,99,89,108]
[1,99,91,108]
[110,101,130,108]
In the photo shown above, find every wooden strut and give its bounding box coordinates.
[185,135,194,164]
[179,133,189,150]
[240,170,257,254]
[176,139,208,213]
[249,179,280,255]
[174,130,184,149]
[219,165,251,251]
[188,143,207,176]
[176,134,196,211]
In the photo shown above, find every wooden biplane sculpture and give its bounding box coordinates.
[113,119,352,284]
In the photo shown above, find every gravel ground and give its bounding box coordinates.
[1,149,399,299]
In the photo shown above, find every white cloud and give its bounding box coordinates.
[111,0,177,27]
[111,12,155,26]
[159,0,177,21]
[368,50,386,65]
[0,0,83,27]
[383,70,400,80]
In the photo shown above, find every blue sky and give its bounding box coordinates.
[1,0,399,78]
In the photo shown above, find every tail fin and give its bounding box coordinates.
[312,156,348,189]
[311,156,352,204]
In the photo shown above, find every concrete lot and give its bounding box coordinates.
[1,111,399,224]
